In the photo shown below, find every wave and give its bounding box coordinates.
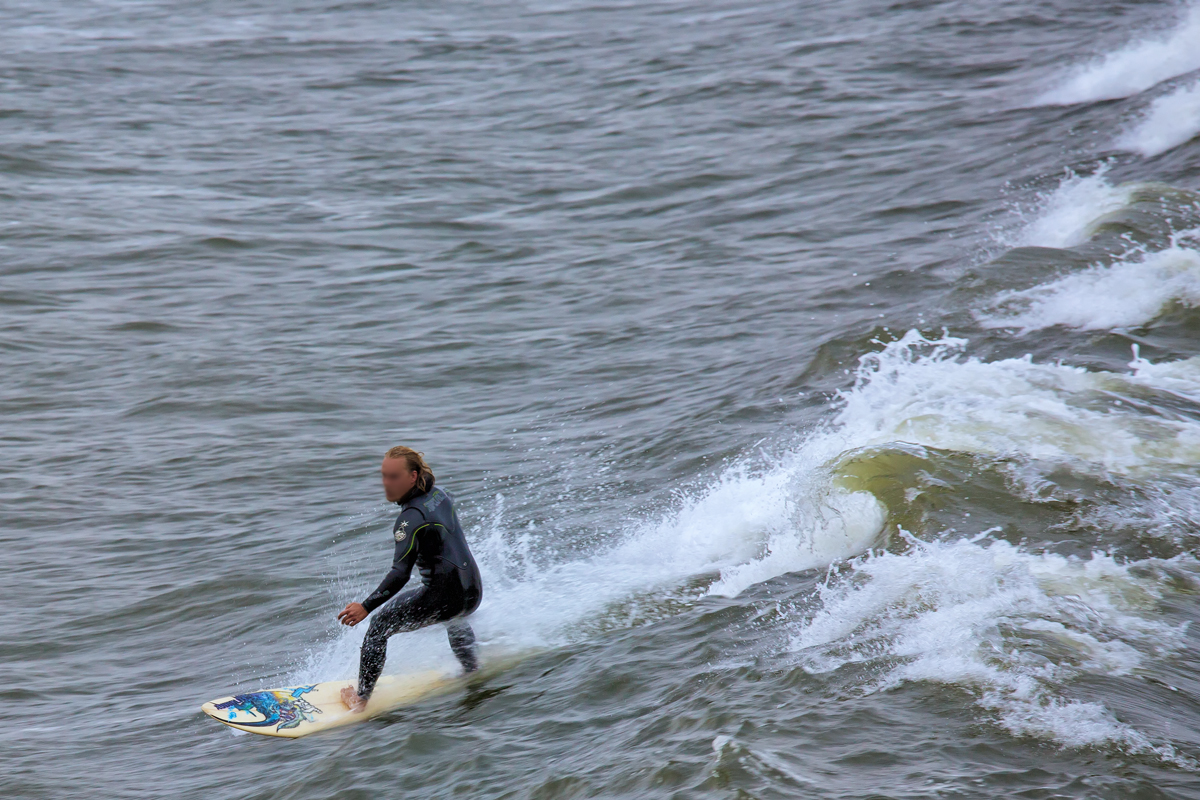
[979,172,1200,330]
[836,331,1200,475]
[977,241,1200,331]
[301,331,1200,667]
[295,452,889,682]
[790,534,1193,758]
[795,334,1200,754]
[1037,4,1200,105]
[294,327,1200,756]
[1117,80,1200,157]
[1000,168,1134,249]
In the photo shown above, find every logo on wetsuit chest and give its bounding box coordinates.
[394,520,409,542]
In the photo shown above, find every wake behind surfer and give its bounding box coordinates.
[337,446,483,712]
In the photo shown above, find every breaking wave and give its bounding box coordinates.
[1038,4,1200,105]
[1000,168,1134,249]
[298,327,1200,759]
[1117,80,1200,157]
[978,241,1200,331]
[791,534,1193,758]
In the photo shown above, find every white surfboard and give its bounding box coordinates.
[201,670,458,738]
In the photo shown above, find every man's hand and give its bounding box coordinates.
[338,602,368,627]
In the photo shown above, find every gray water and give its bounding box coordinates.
[7,0,1200,797]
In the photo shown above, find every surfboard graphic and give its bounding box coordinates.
[201,670,456,738]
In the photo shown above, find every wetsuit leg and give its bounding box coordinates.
[357,588,443,698]
[446,618,478,673]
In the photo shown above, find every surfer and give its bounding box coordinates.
[337,446,483,712]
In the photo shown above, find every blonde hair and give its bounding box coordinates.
[384,446,435,493]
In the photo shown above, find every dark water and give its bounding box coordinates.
[7,0,1200,797]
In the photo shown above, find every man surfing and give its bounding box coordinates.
[337,446,483,712]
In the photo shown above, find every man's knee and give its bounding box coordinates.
[362,610,397,649]
[363,613,383,638]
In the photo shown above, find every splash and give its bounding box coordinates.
[1117,80,1200,157]
[1001,168,1133,249]
[791,534,1192,757]
[704,487,885,598]
[977,241,1200,331]
[298,332,1200,688]
[297,331,1200,758]
[295,454,889,682]
[834,331,1200,475]
[1037,4,1200,105]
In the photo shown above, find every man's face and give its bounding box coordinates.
[381,458,419,502]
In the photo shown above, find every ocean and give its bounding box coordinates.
[5,0,1200,797]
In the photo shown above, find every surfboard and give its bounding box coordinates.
[201,670,458,738]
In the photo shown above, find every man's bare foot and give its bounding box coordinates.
[340,685,367,713]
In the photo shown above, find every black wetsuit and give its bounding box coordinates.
[356,481,483,699]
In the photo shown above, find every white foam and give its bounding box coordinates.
[1129,346,1200,402]
[298,333,1200,757]
[299,334,1200,672]
[467,332,1200,645]
[704,488,884,598]
[791,535,1190,755]
[1038,4,1200,105]
[296,453,889,682]
[1002,169,1133,249]
[835,331,1200,475]
[978,243,1200,331]
[1118,80,1200,156]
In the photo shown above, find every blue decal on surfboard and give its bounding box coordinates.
[213,685,322,730]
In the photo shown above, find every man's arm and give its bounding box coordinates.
[361,529,418,612]
[337,511,422,626]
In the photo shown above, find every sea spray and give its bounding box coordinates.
[1037,3,1200,105]
[1118,80,1200,157]
[833,331,1200,475]
[1001,168,1134,249]
[293,452,889,682]
[296,333,1200,690]
[977,240,1200,331]
[790,533,1193,757]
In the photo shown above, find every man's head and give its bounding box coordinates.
[381,446,435,503]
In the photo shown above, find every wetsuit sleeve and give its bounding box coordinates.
[360,510,423,613]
